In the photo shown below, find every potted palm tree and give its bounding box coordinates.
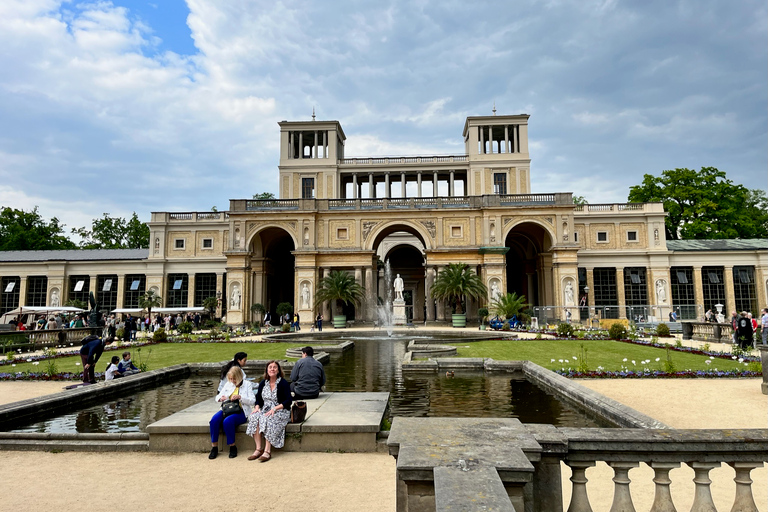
[314,270,365,329]
[478,307,489,330]
[139,290,163,337]
[431,263,487,328]
[491,292,528,327]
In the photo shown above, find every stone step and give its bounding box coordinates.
[0,438,149,452]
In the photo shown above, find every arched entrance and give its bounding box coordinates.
[250,227,296,319]
[504,222,554,307]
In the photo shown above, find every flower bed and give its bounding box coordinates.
[558,369,762,378]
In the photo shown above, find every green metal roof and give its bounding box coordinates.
[666,239,768,252]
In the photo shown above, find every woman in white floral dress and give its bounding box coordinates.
[246,360,292,462]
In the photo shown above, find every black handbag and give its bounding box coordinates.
[290,401,307,423]
[221,399,244,418]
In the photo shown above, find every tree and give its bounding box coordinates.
[314,270,365,316]
[202,296,219,319]
[0,206,76,251]
[139,290,162,320]
[572,195,588,205]
[491,292,528,320]
[72,212,150,249]
[252,192,276,200]
[250,303,265,323]
[430,263,487,315]
[628,167,768,240]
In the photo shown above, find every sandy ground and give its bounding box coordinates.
[0,374,766,510]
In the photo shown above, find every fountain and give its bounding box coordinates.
[376,260,395,335]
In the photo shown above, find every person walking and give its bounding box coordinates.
[316,313,323,332]
[761,308,768,345]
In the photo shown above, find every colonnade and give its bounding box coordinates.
[342,170,467,199]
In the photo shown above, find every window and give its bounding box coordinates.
[1,276,20,315]
[174,238,185,250]
[623,267,647,319]
[68,276,90,305]
[97,275,118,314]
[123,275,146,308]
[671,267,695,320]
[194,273,217,307]
[627,231,638,242]
[202,238,213,249]
[26,276,47,307]
[593,268,618,319]
[336,228,348,240]
[597,231,608,242]
[302,178,315,199]
[166,274,189,308]
[451,226,462,238]
[573,232,579,243]
[733,266,757,314]
[701,266,725,314]
[493,173,507,195]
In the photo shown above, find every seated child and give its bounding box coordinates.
[105,356,123,381]
[117,351,140,376]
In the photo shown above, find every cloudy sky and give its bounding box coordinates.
[0,0,765,234]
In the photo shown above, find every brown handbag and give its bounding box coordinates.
[290,401,307,423]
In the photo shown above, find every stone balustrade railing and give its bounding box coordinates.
[682,321,733,343]
[0,327,101,350]
[388,418,768,512]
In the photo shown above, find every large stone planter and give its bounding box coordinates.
[759,345,768,395]
[452,314,467,328]
[332,315,347,329]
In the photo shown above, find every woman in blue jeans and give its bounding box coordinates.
[208,366,255,459]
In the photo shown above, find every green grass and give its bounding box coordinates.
[7,342,304,374]
[454,339,748,372]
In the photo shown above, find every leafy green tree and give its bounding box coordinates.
[628,167,768,240]
[203,296,218,318]
[314,270,365,315]
[72,212,149,249]
[491,292,528,320]
[0,206,76,251]
[252,192,276,200]
[431,263,487,315]
[572,195,588,205]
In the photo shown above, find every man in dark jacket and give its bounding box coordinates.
[736,311,754,350]
[80,336,114,384]
[289,346,326,399]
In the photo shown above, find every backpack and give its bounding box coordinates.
[81,334,100,345]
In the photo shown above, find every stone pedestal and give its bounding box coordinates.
[393,298,407,325]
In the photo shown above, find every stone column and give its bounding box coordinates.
[215,273,224,318]
[365,266,375,322]
[433,172,438,197]
[385,173,390,198]
[616,268,627,319]
[724,266,736,314]
[693,266,704,316]
[18,276,28,308]
[425,267,435,321]
[480,125,485,153]
[401,173,406,197]
[449,170,455,197]
[417,173,422,197]
[187,273,196,308]
[414,278,424,322]
[352,174,358,199]
[115,274,125,309]
[368,173,374,198]
[488,126,494,153]
[504,125,509,153]
[355,267,364,321]
[435,266,446,321]
[322,268,331,319]
[299,132,303,159]
[314,130,318,158]
[586,269,596,325]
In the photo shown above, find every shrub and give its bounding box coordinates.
[203,319,219,329]
[655,323,670,337]
[115,327,125,340]
[557,322,574,338]
[152,327,167,342]
[608,322,627,340]
[478,308,489,324]
[281,323,291,333]
[177,321,194,334]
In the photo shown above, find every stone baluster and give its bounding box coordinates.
[566,461,595,512]
[649,462,680,512]
[608,461,638,512]
[689,462,720,512]
[728,462,762,512]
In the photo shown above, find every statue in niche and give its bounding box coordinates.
[489,222,496,242]
[50,289,60,308]
[563,222,569,242]
[301,283,311,309]
[564,281,574,306]
[656,280,667,304]
[230,285,241,309]
[393,274,404,301]
[490,281,502,303]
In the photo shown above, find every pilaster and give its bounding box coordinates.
[616,268,626,319]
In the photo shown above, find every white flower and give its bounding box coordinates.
[12,364,16,367]
[732,356,738,360]
[705,360,711,365]
[565,359,569,363]
[559,359,563,363]
[26,358,32,362]
[551,359,555,363]
[738,358,744,363]
[631,360,636,365]
[75,362,81,366]
[623,358,627,362]
[655,358,660,362]
[573,356,577,360]
[709,356,715,360]
[32,362,39,366]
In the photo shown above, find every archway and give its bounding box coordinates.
[504,222,554,307]
[250,227,296,319]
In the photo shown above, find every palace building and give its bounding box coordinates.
[1,113,766,324]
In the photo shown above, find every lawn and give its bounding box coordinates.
[6,342,305,375]
[453,338,751,373]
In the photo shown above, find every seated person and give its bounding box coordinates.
[105,356,123,381]
[209,366,255,460]
[289,346,326,400]
[117,351,140,376]
[246,360,292,462]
